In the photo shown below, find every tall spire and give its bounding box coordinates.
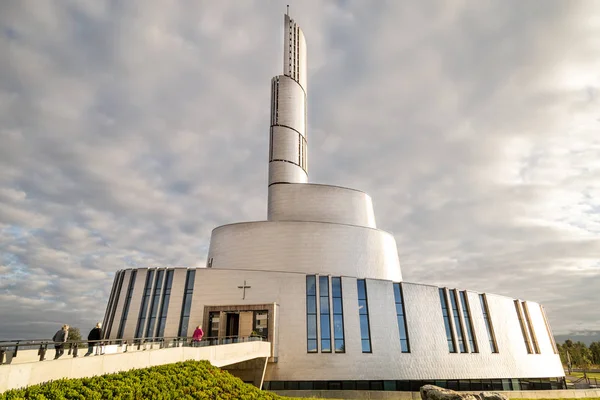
[267,13,308,217]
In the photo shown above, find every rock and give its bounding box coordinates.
[479,392,508,400]
[420,385,479,400]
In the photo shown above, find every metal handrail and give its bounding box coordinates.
[0,335,265,365]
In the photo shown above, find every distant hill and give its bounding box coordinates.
[555,330,600,346]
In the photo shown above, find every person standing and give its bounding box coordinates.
[192,325,204,346]
[85,322,102,356]
[52,324,69,359]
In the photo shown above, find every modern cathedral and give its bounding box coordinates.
[102,13,565,392]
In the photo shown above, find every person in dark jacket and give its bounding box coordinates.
[52,324,69,359]
[85,322,102,356]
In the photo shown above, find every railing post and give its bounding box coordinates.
[0,348,5,365]
[73,343,78,357]
[13,342,19,358]
[39,344,47,361]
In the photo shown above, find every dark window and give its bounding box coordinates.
[145,269,165,338]
[449,289,467,353]
[357,279,372,353]
[178,270,196,337]
[479,294,498,353]
[117,270,137,339]
[135,270,155,339]
[319,276,331,352]
[393,283,410,353]
[306,275,317,353]
[155,269,174,337]
[439,288,456,353]
[514,300,533,354]
[105,270,126,339]
[459,291,478,353]
[332,277,345,353]
[522,301,540,354]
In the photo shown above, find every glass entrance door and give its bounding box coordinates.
[225,313,240,342]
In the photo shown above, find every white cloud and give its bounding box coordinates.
[1,0,599,339]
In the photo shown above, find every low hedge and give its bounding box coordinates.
[1,360,296,400]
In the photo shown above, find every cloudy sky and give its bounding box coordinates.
[1,0,599,341]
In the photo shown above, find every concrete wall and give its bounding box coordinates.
[268,184,377,228]
[273,389,600,399]
[207,221,402,281]
[0,341,271,393]
[102,268,564,382]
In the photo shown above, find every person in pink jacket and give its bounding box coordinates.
[192,325,204,346]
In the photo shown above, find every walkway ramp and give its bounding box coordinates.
[0,340,271,393]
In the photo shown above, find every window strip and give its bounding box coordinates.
[306,275,317,353]
[449,289,467,353]
[155,269,174,338]
[116,270,137,339]
[514,300,533,354]
[178,270,196,337]
[332,277,345,353]
[319,276,331,353]
[479,294,498,353]
[393,283,410,353]
[459,291,478,353]
[357,279,372,353]
[439,288,457,353]
[135,270,155,339]
[145,269,165,338]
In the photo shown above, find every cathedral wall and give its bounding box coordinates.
[102,268,564,381]
[268,183,377,228]
[207,221,401,281]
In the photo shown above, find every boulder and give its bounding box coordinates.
[479,392,508,400]
[420,385,509,400]
[420,385,478,400]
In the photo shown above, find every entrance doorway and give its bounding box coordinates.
[226,313,240,338]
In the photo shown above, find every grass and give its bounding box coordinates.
[568,371,600,380]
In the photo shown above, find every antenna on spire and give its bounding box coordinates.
[286,5,289,15]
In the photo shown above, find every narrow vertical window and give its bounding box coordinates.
[117,270,137,339]
[155,269,174,338]
[393,283,410,353]
[450,290,467,353]
[145,269,165,338]
[105,271,126,339]
[332,277,345,353]
[357,279,372,353]
[479,294,498,353]
[135,270,155,339]
[459,291,478,353]
[540,305,558,354]
[439,288,456,353]
[522,301,540,354]
[319,276,331,353]
[102,271,120,337]
[178,270,196,337]
[306,275,317,353]
[514,300,533,354]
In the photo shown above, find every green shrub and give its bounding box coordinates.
[0,360,295,400]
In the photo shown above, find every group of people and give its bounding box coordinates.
[50,323,204,360]
[51,322,103,360]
